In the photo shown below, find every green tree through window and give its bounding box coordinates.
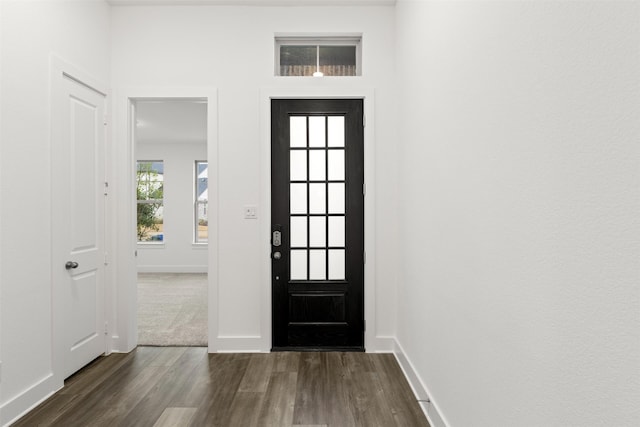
[137,161,164,242]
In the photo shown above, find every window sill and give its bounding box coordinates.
[137,242,165,249]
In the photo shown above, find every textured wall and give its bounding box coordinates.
[395,1,640,426]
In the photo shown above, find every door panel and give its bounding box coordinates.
[271,99,364,351]
[54,74,106,378]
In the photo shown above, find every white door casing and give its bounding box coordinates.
[51,59,107,379]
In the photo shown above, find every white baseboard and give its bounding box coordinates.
[136,265,208,273]
[211,336,266,353]
[393,338,449,427]
[369,335,396,352]
[1,373,61,427]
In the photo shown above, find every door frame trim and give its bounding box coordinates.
[112,87,219,353]
[259,87,379,352]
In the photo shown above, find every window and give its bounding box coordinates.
[275,35,361,77]
[136,161,164,243]
[195,161,208,243]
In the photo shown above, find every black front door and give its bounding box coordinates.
[271,99,364,351]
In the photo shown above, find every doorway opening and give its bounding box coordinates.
[133,99,208,347]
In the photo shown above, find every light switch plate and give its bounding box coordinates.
[244,205,258,219]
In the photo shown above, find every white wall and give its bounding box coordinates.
[111,5,398,350]
[0,1,110,425]
[395,1,640,426]
[136,141,208,272]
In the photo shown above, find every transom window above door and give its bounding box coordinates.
[275,34,362,77]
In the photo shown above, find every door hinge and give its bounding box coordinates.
[363,114,366,128]
[364,251,367,264]
[364,319,367,332]
[104,321,108,335]
[103,115,109,126]
[104,181,109,196]
[104,252,109,266]
[363,183,366,196]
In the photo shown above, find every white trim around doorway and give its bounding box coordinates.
[258,87,389,353]
[111,87,219,354]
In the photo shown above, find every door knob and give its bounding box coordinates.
[65,261,79,270]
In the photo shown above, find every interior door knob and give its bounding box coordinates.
[65,261,79,270]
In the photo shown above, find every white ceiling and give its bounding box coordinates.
[107,0,396,6]
[135,100,207,145]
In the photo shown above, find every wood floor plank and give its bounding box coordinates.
[188,353,252,426]
[221,391,264,427]
[12,348,430,427]
[257,371,298,426]
[373,353,432,427]
[153,407,197,427]
[11,393,80,426]
[118,347,206,426]
[274,351,301,372]
[238,352,275,392]
[292,353,328,425]
[347,371,397,427]
[324,352,358,426]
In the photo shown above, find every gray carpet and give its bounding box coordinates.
[137,273,207,346]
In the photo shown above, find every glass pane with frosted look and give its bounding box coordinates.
[328,183,345,214]
[290,217,307,247]
[309,216,326,247]
[291,250,308,280]
[290,150,307,181]
[329,250,346,280]
[309,116,326,147]
[329,216,345,247]
[309,183,326,214]
[290,183,307,214]
[280,45,317,77]
[310,250,327,280]
[328,116,345,147]
[309,150,326,181]
[319,46,357,77]
[290,116,307,147]
[328,150,345,181]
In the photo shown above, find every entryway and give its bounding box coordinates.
[133,99,209,347]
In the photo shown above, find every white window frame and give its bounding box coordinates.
[136,160,164,244]
[274,33,362,77]
[194,160,208,244]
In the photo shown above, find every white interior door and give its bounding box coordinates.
[53,72,107,379]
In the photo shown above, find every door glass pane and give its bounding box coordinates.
[290,183,307,214]
[310,250,327,280]
[290,150,307,181]
[290,116,307,147]
[309,116,326,147]
[291,249,308,280]
[309,216,326,247]
[328,183,345,214]
[329,249,345,280]
[328,116,345,147]
[290,217,307,247]
[328,150,344,181]
[309,150,326,181]
[309,183,326,214]
[328,216,345,247]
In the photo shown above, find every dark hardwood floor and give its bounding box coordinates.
[13,347,430,427]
